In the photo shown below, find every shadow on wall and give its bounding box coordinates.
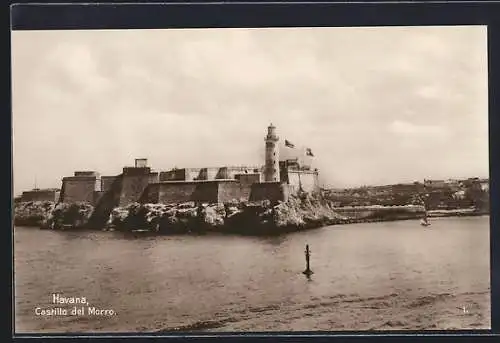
[119,169,158,206]
[87,175,124,228]
[249,182,285,203]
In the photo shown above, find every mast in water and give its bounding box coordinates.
[421,180,430,226]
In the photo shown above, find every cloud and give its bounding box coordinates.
[41,43,111,95]
[11,26,489,194]
[389,120,449,137]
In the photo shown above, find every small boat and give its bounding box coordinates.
[127,228,155,237]
[420,218,431,227]
[420,184,431,227]
[131,229,151,233]
[420,211,431,227]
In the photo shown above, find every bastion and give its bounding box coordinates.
[51,125,320,225]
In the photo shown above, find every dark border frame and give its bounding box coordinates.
[7,1,500,341]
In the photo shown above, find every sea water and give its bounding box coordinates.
[14,216,490,333]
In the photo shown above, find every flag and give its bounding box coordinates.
[306,148,314,157]
[285,139,295,148]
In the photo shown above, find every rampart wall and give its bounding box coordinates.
[156,181,220,204]
[88,174,124,228]
[21,189,60,202]
[57,165,310,208]
[61,176,97,204]
[218,181,252,202]
[159,166,262,182]
[119,167,159,206]
[287,170,319,193]
[143,179,288,205]
[160,169,186,181]
[101,176,118,193]
[249,182,287,203]
[235,173,261,184]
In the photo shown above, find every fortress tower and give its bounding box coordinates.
[264,123,280,182]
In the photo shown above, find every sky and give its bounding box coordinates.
[11,26,489,196]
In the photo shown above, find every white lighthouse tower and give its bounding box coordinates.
[264,123,280,182]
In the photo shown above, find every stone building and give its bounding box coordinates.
[59,171,100,204]
[264,123,280,182]
[119,159,159,206]
[57,124,320,207]
[20,188,60,202]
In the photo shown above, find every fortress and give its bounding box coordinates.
[20,125,320,209]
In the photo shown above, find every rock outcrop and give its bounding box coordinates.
[98,193,350,235]
[107,202,227,234]
[14,192,472,235]
[273,193,348,230]
[50,202,95,229]
[14,201,56,228]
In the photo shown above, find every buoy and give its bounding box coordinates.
[303,244,314,276]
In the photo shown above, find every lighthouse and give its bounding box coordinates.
[264,123,280,182]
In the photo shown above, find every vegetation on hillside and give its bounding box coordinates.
[322,179,489,212]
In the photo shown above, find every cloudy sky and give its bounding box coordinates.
[11,26,488,195]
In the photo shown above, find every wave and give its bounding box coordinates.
[404,293,453,309]
[157,320,227,332]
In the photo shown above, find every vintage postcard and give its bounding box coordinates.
[12,25,490,333]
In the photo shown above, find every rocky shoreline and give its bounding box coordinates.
[13,195,488,236]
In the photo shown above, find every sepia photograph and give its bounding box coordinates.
[12,25,490,333]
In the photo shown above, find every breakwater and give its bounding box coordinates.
[428,208,489,217]
[13,194,460,235]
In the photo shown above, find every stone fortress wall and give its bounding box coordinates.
[56,162,318,207]
[59,171,100,204]
[20,188,60,203]
[37,125,320,208]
